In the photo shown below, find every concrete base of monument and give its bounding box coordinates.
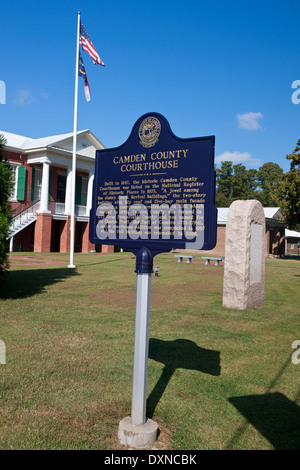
[118,416,158,449]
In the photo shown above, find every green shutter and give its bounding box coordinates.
[16,166,26,201]
[75,176,82,205]
[30,167,35,201]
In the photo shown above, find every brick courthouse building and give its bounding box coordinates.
[3,129,114,254]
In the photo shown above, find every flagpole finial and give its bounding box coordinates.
[78,11,81,15]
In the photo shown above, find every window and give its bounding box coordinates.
[57,174,66,203]
[75,176,88,206]
[291,242,294,250]
[33,168,42,201]
[8,163,26,201]
[9,164,18,200]
[81,177,88,206]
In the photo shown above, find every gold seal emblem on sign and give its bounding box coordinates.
[139,116,161,148]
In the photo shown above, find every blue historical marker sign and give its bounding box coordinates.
[89,112,217,257]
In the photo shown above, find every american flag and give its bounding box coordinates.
[79,20,104,66]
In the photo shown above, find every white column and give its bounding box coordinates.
[65,167,72,215]
[86,171,94,216]
[39,161,50,213]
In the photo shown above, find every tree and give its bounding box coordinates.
[216,161,258,206]
[257,162,283,207]
[0,134,12,274]
[215,160,286,208]
[215,161,234,206]
[281,139,300,230]
[231,164,258,200]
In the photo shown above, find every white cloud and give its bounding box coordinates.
[13,89,34,106]
[236,111,263,131]
[215,151,261,167]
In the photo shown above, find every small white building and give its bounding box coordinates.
[285,229,300,255]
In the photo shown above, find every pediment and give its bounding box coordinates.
[50,131,105,157]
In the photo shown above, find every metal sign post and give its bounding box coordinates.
[131,248,153,426]
[131,272,151,425]
[118,247,158,448]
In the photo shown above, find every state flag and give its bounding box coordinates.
[78,52,91,102]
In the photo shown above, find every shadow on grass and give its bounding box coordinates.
[0,268,80,299]
[227,355,300,449]
[147,338,221,418]
[228,393,300,450]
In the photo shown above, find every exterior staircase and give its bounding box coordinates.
[7,201,40,240]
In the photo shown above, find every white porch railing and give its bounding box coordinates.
[75,205,87,216]
[48,203,87,216]
[49,202,65,214]
[8,201,88,241]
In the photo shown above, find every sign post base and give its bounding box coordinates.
[118,416,158,449]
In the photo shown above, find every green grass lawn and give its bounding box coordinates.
[0,251,299,450]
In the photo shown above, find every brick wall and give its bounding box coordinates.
[13,223,35,251]
[60,217,71,253]
[198,225,226,256]
[286,239,300,254]
[82,221,95,253]
[34,213,52,252]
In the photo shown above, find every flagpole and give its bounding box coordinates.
[68,11,81,269]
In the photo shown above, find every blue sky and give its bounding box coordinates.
[1,0,299,172]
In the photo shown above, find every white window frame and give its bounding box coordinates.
[33,167,43,202]
[8,162,21,201]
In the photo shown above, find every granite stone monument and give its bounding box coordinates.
[223,200,265,310]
